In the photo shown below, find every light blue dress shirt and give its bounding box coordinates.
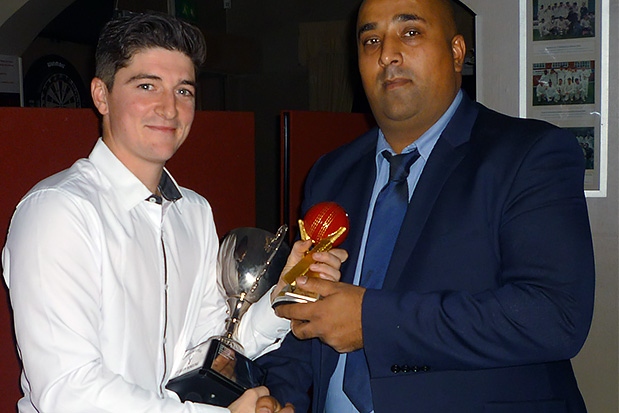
[324,90,463,413]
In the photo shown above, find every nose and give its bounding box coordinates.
[155,89,178,119]
[379,34,402,67]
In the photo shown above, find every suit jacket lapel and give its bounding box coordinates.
[383,96,480,289]
[337,141,377,285]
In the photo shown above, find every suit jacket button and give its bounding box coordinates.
[422,365,430,372]
[401,364,410,373]
[391,364,400,373]
[412,366,419,373]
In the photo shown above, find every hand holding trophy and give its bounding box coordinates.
[272,202,349,307]
[166,225,289,407]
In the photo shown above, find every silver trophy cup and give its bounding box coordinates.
[218,225,289,350]
[166,225,289,406]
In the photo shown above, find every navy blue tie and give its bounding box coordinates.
[343,149,420,413]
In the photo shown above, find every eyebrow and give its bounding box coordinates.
[126,74,196,87]
[357,13,426,39]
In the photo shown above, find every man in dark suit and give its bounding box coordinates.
[258,0,595,411]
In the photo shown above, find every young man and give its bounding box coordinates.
[258,0,595,411]
[3,12,344,413]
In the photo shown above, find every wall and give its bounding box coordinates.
[463,1,619,411]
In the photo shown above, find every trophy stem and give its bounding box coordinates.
[221,292,247,352]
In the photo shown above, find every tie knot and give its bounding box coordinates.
[382,149,420,182]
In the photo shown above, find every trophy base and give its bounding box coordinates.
[166,338,266,407]
[272,284,320,308]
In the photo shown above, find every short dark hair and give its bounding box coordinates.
[95,12,207,89]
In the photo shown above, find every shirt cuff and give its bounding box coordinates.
[253,285,291,339]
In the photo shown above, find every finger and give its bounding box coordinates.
[308,250,346,282]
[280,403,295,413]
[308,263,340,282]
[327,247,349,263]
[250,385,270,399]
[290,315,336,343]
[290,318,314,340]
[256,395,281,413]
[229,386,271,412]
[281,240,313,272]
[274,302,309,321]
[289,239,313,261]
[311,248,347,268]
[294,276,339,297]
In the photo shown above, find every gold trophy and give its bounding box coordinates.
[272,202,348,307]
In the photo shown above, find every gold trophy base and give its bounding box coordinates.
[272,283,320,307]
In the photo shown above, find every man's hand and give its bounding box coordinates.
[271,240,348,302]
[274,276,365,353]
[228,386,269,413]
[256,396,294,413]
[228,387,294,413]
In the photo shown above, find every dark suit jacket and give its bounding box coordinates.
[258,94,595,413]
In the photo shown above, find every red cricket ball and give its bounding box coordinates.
[303,202,349,247]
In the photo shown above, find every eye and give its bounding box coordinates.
[178,88,195,97]
[138,83,154,91]
[363,37,381,46]
[403,29,420,37]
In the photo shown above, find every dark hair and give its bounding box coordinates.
[95,12,206,89]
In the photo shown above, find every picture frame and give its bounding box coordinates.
[519,0,609,197]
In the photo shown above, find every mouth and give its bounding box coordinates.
[146,125,178,134]
[383,77,410,90]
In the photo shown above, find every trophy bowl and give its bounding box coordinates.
[218,225,290,349]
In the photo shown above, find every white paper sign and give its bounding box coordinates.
[0,55,21,94]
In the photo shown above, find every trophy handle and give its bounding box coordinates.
[223,225,288,345]
[247,225,288,295]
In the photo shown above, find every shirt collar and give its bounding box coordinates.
[377,89,464,160]
[89,138,183,210]
[159,169,182,201]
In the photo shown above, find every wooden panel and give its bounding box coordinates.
[280,110,375,243]
[0,107,255,411]
[168,110,256,235]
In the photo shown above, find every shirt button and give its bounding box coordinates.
[148,197,157,203]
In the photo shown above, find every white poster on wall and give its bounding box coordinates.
[0,54,23,106]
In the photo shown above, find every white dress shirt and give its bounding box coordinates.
[2,138,290,413]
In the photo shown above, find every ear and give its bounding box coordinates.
[451,34,466,74]
[91,78,109,116]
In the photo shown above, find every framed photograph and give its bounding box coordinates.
[520,0,609,196]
